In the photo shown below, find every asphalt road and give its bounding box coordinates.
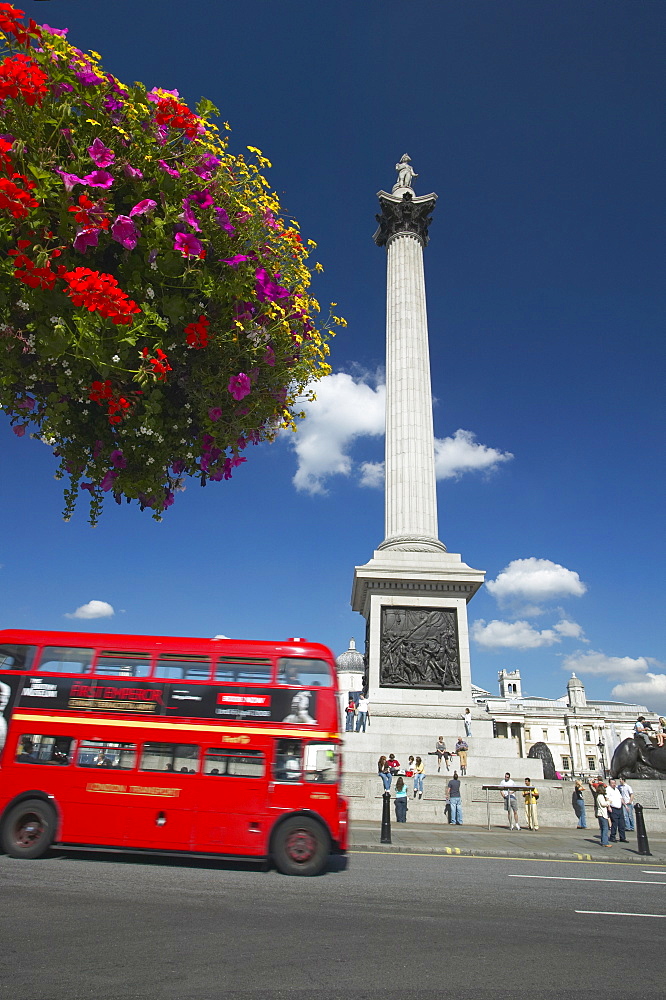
[1,847,665,1000]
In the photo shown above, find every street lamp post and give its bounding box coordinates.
[597,738,606,778]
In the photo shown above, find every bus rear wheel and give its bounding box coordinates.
[272,816,330,876]
[1,799,56,859]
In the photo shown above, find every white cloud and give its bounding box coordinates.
[65,600,115,620]
[611,674,666,714]
[471,618,560,649]
[434,429,513,480]
[359,461,385,488]
[553,619,586,640]
[562,649,654,680]
[291,372,385,494]
[290,374,513,494]
[486,558,587,606]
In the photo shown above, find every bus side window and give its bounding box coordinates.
[204,749,264,777]
[274,739,302,781]
[0,643,36,671]
[95,652,151,677]
[16,734,73,764]
[76,740,137,769]
[36,646,94,675]
[278,658,333,688]
[139,743,200,773]
[154,655,211,681]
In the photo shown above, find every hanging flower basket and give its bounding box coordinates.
[0,4,341,523]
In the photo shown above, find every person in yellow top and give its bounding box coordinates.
[522,777,540,830]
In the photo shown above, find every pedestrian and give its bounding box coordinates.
[572,780,587,829]
[413,756,425,798]
[446,770,463,824]
[499,772,520,829]
[434,736,450,772]
[355,694,369,732]
[404,755,415,778]
[386,753,400,774]
[455,736,468,775]
[522,777,539,830]
[345,698,356,732]
[394,776,408,822]
[589,779,611,847]
[606,778,628,843]
[462,708,472,738]
[377,755,391,792]
[617,777,634,831]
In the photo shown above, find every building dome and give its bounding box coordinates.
[336,637,364,674]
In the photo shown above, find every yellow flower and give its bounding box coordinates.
[314,263,324,273]
[85,119,101,127]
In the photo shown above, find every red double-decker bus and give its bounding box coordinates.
[0,629,348,875]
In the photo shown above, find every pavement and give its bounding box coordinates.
[350,819,666,864]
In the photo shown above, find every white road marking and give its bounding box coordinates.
[507,874,666,884]
[576,910,666,918]
[642,870,666,875]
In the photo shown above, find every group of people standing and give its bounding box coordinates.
[345,696,370,732]
[587,776,635,847]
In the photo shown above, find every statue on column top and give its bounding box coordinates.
[393,154,417,193]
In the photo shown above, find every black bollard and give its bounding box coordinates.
[634,802,652,856]
[380,790,392,844]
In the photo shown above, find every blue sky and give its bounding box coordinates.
[1,1,664,710]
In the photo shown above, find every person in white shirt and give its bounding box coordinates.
[499,772,520,829]
[355,695,369,732]
[606,778,627,842]
[462,708,472,738]
[617,777,634,831]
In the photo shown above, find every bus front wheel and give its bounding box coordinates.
[1,799,56,859]
[272,816,330,876]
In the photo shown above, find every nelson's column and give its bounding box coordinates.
[351,157,485,736]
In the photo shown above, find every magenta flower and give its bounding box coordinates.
[129,199,157,217]
[73,227,101,253]
[174,232,203,257]
[111,215,141,250]
[83,170,114,189]
[236,210,253,223]
[103,94,124,114]
[100,470,118,492]
[158,159,180,177]
[208,407,223,422]
[221,254,250,269]
[16,397,35,410]
[180,201,200,232]
[171,459,185,474]
[56,169,84,192]
[52,82,73,97]
[41,24,69,36]
[263,344,276,366]
[12,424,26,437]
[254,267,290,303]
[87,138,115,167]
[109,449,126,468]
[123,163,144,181]
[227,373,251,401]
[191,154,219,180]
[263,209,281,231]
[213,207,235,235]
[74,64,106,86]
[188,189,214,209]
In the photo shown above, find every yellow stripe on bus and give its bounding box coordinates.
[12,712,340,741]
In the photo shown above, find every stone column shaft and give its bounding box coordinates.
[384,232,439,546]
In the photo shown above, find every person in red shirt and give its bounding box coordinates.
[386,754,400,772]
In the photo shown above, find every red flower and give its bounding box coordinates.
[0,54,49,106]
[153,97,203,139]
[8,249,59,289]
[88,380,132,425]
[62,268,141,326]
[0,173,38,218]
[184,315,209,349]
[142,346,172,381]
[0,4,41,45]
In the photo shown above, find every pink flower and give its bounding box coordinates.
[263,344,276,366]
[111,215,140,250]
[213,207,235,235]
[109,449,126,468]
[227,373,251,401]
[158,159,180,177]
[83,170,114,189]
[56,169,84,192]
[73,227,101,253]
[12,424,26,436]
[123,163,143,181]
[129,199,157,217]
[221,254,250,269]
[16,397,35,410]
[180,201,200,232]
[208,407,222,422]
[87,138,115,167]
[188,189,214,209]
[100,470,118,492]
[174,232,203,257]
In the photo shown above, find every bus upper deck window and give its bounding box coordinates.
[154,655,211,681]
[37,646,94,674]
[95,652,151,677]
[0,643,36,671]
[214,657,271,683]
[278,658,333,688]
